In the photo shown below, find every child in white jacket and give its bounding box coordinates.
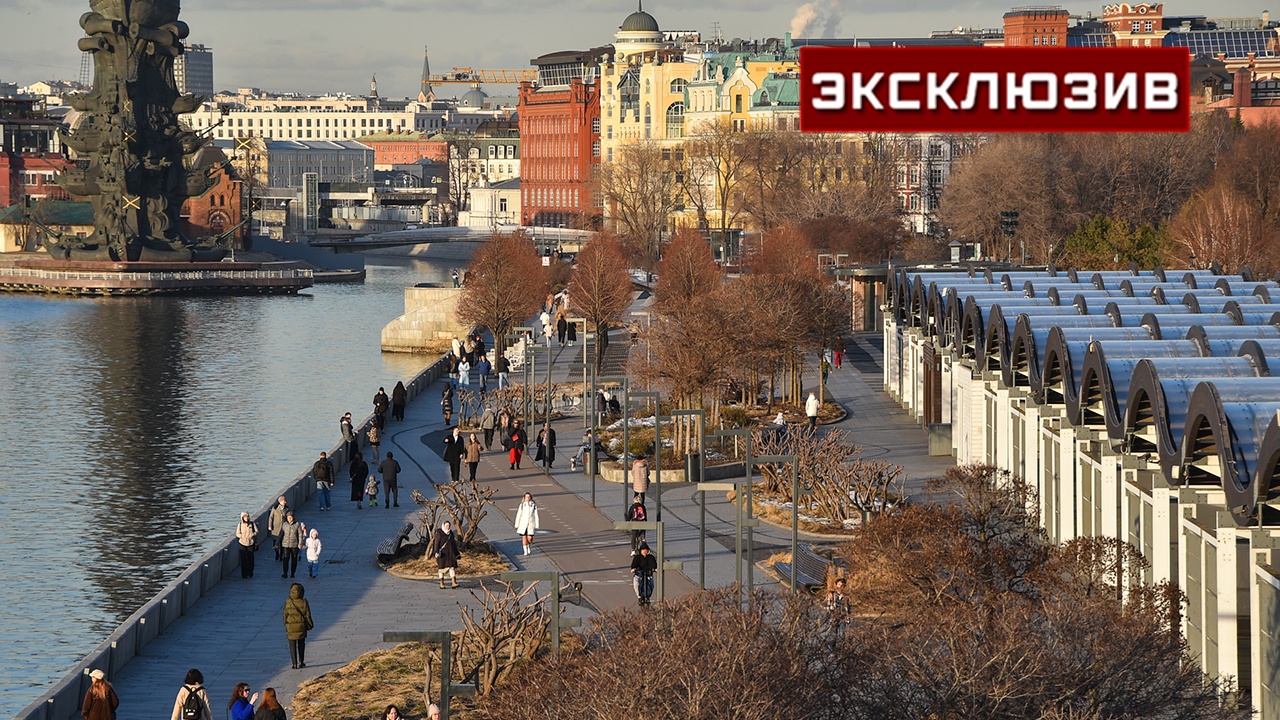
[305,529,323,578]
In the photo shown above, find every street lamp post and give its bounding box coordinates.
[506,326,537,428]
[670,408,706,585]
[711,427,757,605]
[751,454,808,593]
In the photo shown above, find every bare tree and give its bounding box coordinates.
[684,117,752,242]
[569,232,632,372]
[1168,181,1276,273]
[456,232,549,352]
[412,479,496,548]
[598,141,680,278]
[654,227,721,316]
[456,580,552,696]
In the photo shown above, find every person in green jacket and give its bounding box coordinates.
[283,582,313,669]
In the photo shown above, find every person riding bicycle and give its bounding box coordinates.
[630,543,657,606]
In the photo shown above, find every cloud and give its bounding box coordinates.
[790,0,844,38]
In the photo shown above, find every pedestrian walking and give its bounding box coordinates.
[566,319,577,346]
[458,356,471,387]
[253,688,286,720]
[227,683,258,720]
[820,356,831,384]
[543,320,554,348]
[631,458,650,504]
[464,335,476,363]
[312,452,335,511]
[367,424,382,463]
[451,268,460,288]
[441,384,454,426]
[391,381,407,422]
[507,420,527,470]
[556,314,568,346]
[570,429,594,472]
[443,425,464,482]
[450,334,462,362]
[305,529,323,578]
[82,669,119,720]
[268,496,290,562]
[171,669,213,720]
[535,422,557,469]
[433,520,461,589]
[631,543,657,606]
[465,433,482,482]
[495,354,510,390]
[476,354,492,393]
[283,582,314,669]
[834,335,845,370]
[514,492,540,555]
[480,405,497,449]
[805,391,820,430]
[625,494,648,554]
[236,511,258,579]
[379,452,402,507]
[373,387,390,426]
[280,512,304,579]
[340,413,356,459]
[825,577,849,614]
[349,450,368,508]
[474,333,486,361]
[365,474,380,509]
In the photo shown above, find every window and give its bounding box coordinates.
[930,167,944,186]
[1131,20,1141,32]
[898,194,908,211]
[909,167,920,185]
[909,194,921,212]
[592,117,600,134]
[665,102,684,138]
[662,148,671,161]
[732,118,745,132]
[669,78,688,94]
[1033,36,1040,46]
[734,94,743,113]
[592,140,600,157]
[644,103,651,139]
[607,124,612,139]
[1143,21,1153,32]
[1050,35,1058,45]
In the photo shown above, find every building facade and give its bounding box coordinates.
[518,48,604,229]
[360,133,449,169]
[214,139,374,188]
[185,101,446,141]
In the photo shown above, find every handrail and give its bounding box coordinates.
[0,268,314,282]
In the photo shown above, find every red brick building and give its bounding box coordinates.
[358,132,448,168]
[518,48,606,229]
[0,98,73,207]
[180,147,244,242]
[1002,6,1069,47]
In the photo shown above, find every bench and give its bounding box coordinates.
[773,545,833,593]
[376,522,416,563]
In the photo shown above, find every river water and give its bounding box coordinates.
[0,256,450,716]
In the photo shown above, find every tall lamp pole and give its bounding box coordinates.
[751,454,807,593]
[711,427,759,604]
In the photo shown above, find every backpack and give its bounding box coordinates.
[181,687,202,720]
[631,504,647,521]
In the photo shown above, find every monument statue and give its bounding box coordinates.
[50,0,227,262]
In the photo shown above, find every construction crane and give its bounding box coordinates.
[427,67,537,85]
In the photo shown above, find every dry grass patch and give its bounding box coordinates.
[384,541,511,578]
[754,502,855,536]
[292,641,444,720]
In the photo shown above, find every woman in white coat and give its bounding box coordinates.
[514,493,540,555]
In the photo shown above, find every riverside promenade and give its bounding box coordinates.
[95,303,950,719]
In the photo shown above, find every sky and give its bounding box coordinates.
[0,0,1273,98]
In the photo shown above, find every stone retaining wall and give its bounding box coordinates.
[16,353,452,720]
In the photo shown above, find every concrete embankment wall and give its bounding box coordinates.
[253,238,365,272]
[16,353,452,720]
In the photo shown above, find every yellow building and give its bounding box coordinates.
[597,7,698,164]
[685,50,800,134]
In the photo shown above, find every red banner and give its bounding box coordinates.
[799,47,1191,133]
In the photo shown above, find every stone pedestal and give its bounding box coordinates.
[381,284,470,353]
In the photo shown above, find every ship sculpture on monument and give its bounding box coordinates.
[49,0,229,262]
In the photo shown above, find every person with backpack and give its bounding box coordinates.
[312,452,335,512]
[227,683,258,720]
[630,543,657,606]
[283,582,314,669]
[81,668,119,720]
[625,494,648,555]
[365,474,380,509]
[171,668,213,720]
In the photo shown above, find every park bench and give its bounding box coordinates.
[772,544,833,593]
[376,522,416,563]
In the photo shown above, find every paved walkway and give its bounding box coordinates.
[104,300,950,718]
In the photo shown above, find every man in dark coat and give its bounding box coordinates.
[442,426,464,482]
[537,423,557,469]
[373,387,390,423]
[312,452,335,511]
[379,452,403,508]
